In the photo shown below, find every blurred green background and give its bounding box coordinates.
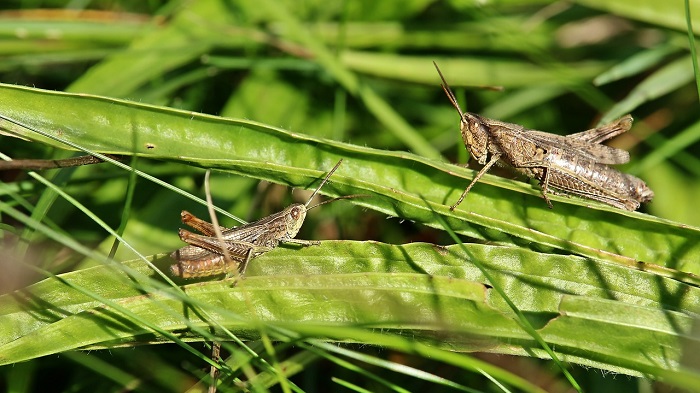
[1,0,699,392]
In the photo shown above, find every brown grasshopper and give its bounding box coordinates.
[433,62,654,211]
[170,159,352,278]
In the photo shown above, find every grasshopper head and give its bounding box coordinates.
[433,62,491,166]
[462,113,490,165]
[283,203,308,239]
[280,159,343,240]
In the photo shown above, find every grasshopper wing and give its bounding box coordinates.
[524,131,630,165]
[522,115,633,165]
[567,115,633,144]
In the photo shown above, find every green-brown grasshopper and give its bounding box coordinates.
[434,62,654,211]
[170,159,353,278]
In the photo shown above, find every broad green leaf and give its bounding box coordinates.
[543,296,700,390]
[1,241,698,380]
[0,83,698,281]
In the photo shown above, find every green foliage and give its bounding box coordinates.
[1,1,699,392]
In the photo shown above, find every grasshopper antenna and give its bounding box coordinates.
[433,61,466,119]
[307,194,368,211]
[304,159,343,207]
[433,62,503,117]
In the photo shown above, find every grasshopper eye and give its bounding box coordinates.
[290,206,302,220]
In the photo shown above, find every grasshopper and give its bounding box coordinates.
[170,159,351,278]
[433,62,654,211]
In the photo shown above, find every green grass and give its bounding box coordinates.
[1,1,699,392]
